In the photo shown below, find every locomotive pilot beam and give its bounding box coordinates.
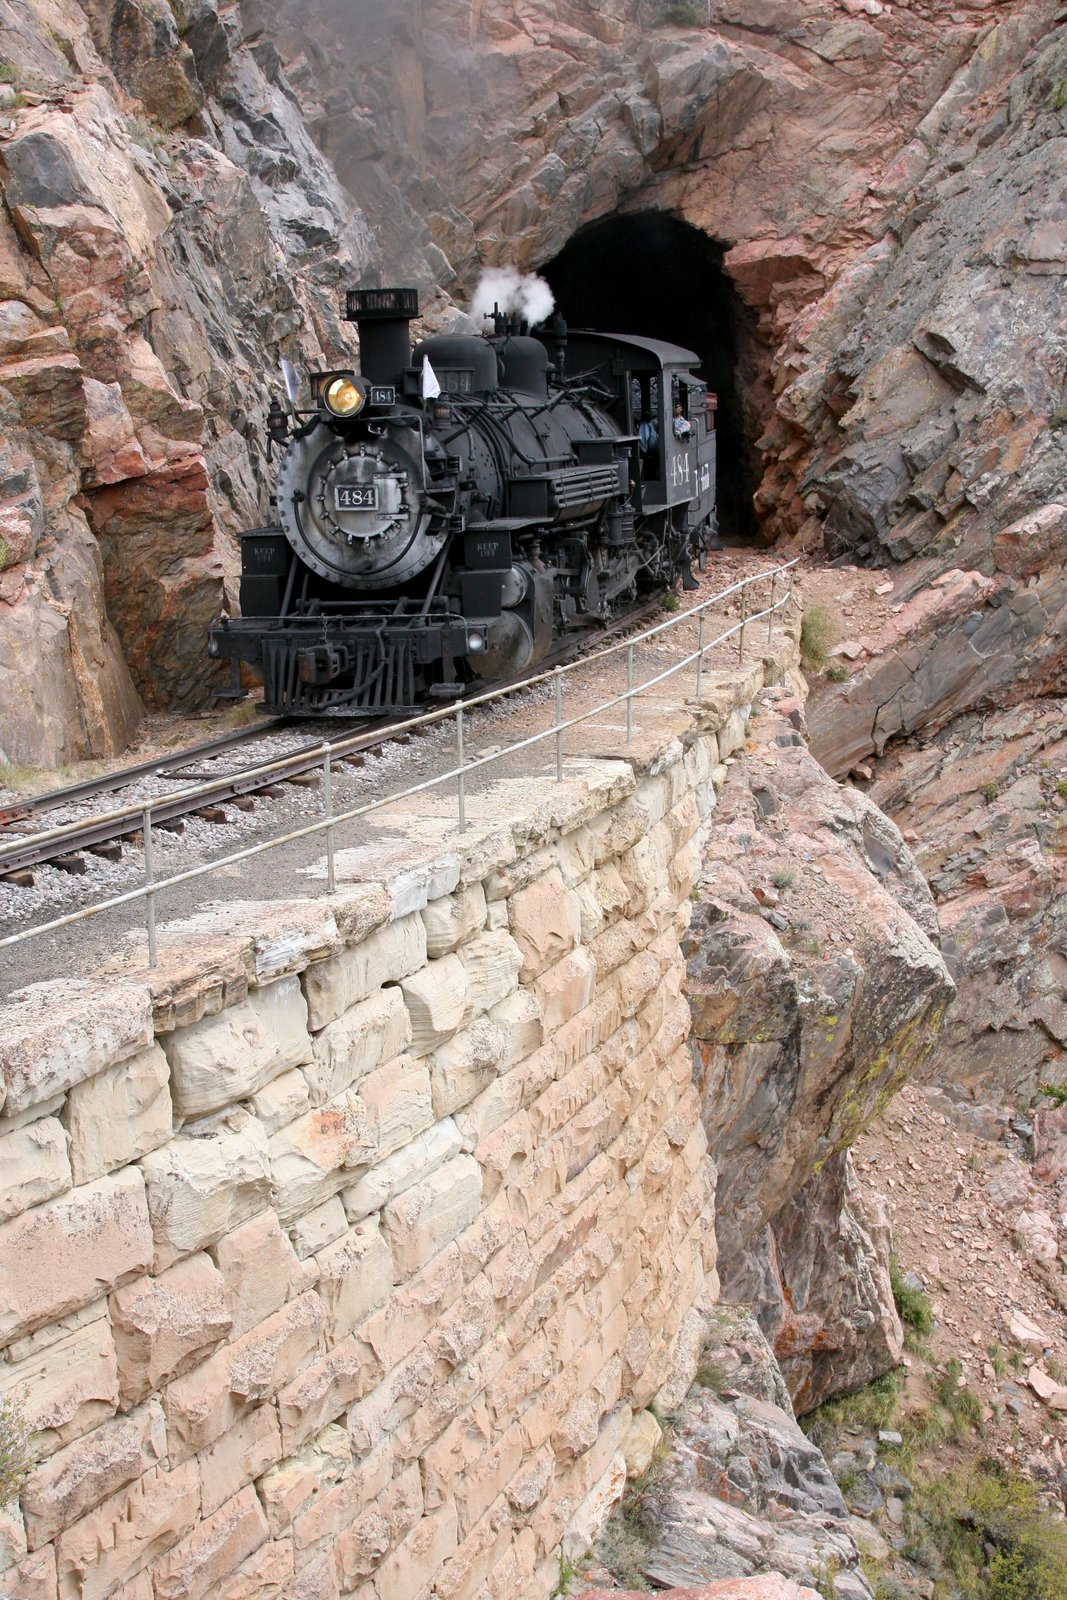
[208,287,719,716]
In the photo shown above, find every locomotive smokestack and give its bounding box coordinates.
[343,287,419,385]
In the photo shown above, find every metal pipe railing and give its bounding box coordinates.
[0,560,800,962]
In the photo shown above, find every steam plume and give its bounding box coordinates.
[471,267,555,327]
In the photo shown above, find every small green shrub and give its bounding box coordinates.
[921,1462,1067,1600]
[0,60,18,83]
[692,1359,728,1392]
[812,1557,840,1600]
[0,1390,36,1505]
[660,589,680,612]
[937,1359,983,1435]
[979,780,999,802]
[1050,406,1067,430]
[826,660,849,682]
[1049,78,1067,112]
[1056,778,1067,799]
[599,1425,673,1590]
[1039,1079,1067,1107]
[127,116,161,150]
[771,868,796,890]
[554,1550,578,1597]
[890,1260,934,1341]
[654,1,705,24]
[799,603,839,672]
[800,1368,902,1444]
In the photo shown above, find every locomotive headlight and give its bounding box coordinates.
[468,632,485,653]
[323,376,365,418]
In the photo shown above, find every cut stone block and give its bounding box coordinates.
[532,947,597,1033]
[621,1409,662,1477]
[0,1116,71,1223]
[427,1020,508,1120]
[0,1506,26,1570]
[400,956,470,1057]
[54,1460,200,1600]
[149,1484,269,1600]
[302,916,425,1031]
[421,886,487,959]
[382,1156,483,1278]
[195,1403,282,1518]
[370,1502,458,1600]
[0,979,152,1117]
[275,1334,381,1453]
[110,1254,232,1405]
[214,1538,293,1600]
[487,990,543,1067]
[305,988,411,1106]
[164,1292,326,1460]
[152,902,341,990]
[0,1544,56,1600]
[22,1401,166,1548]
[508,871,583,980]
[65,1043,171,1186]
[359,1058,433,1160]
[459,931,523,1014]
[162,977,312,1118]
[342,1118,463,1223]
[212,1211,300,1337]
[141,1110,272,1272]
[290,1196,348,1261]
[314,1221,394,1345]
[268,1091,376,1227]
[251,1069,311,1137]
[0,1167,153,1343]
[256,1422,352,1537]
[0,1314,119,1456]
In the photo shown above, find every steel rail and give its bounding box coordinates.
[0,605,661,876]
[0,717,293,827]
[0,560,800,960]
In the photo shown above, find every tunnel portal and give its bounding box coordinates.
[542,213,758,541]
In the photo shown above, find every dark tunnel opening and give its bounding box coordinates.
[542,213,760,541]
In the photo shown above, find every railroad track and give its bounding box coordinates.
[0,602,662,887]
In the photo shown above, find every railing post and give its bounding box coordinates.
[625,644,634,745]
[143,804,157,970]
[456,703,466,831]
[554,668,563,781]
[738,583,747,663]
[696,608,705,700]
[768,571,777,645]
[322,743,336,894]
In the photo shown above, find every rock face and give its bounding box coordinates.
[589,1306,871,1600]
[686,689,954,1410]
[867,699,1067,1104]
[0,0,371,763]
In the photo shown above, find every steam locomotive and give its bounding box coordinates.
[208,287,718,715]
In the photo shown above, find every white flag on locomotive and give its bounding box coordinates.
[421,357,441,400]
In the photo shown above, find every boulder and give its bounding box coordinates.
[688,694,950,1407]
[83,0,203,127]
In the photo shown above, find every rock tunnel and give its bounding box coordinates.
[542,213,760,541]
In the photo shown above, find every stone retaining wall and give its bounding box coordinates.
[0,640,799,1600]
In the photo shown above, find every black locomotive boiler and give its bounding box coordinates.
[208,287,719,715]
